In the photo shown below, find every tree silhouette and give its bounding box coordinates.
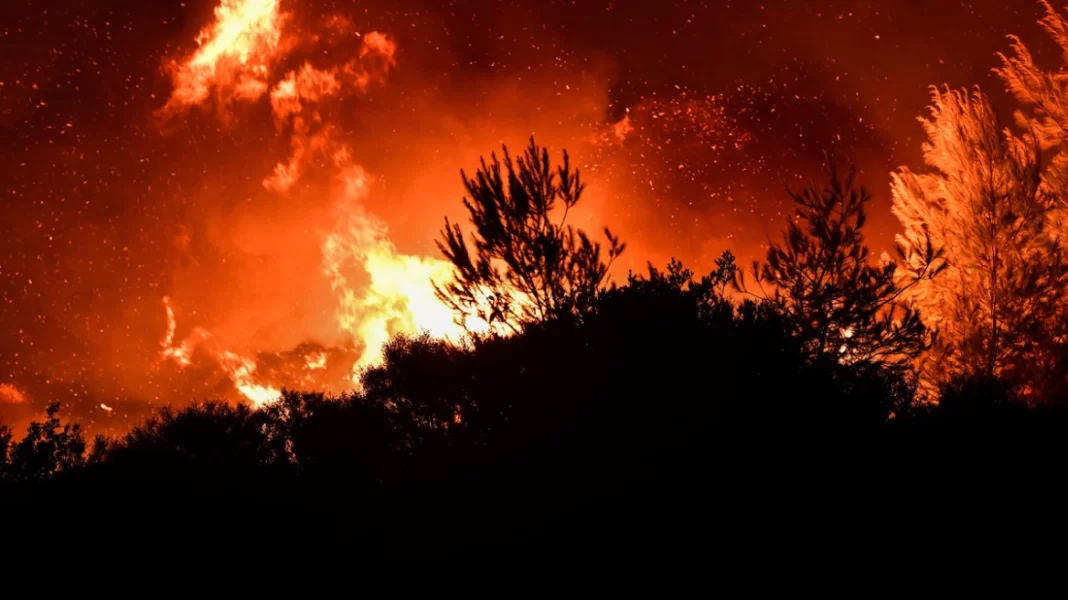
[0,422,11,479]
[738,162,939,372]
[87,434,113,466]
[8,403,86,481]
[263,389,400,482]
[111,401,279,470]
[435,137,626,333]
[938,374,1023,421]
[359,334,470,444]
[892,86,1068,398]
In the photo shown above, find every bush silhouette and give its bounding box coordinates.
[4,142,1067,586]
[7,403,86,481]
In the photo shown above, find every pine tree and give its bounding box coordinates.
[996,0,1068,214]
[738,162,938,373]
[891,86,1068,399]
[435,137,625,333]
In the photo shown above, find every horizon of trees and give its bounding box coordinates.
[2,132,1062,583]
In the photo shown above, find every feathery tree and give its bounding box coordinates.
[996,0,1068,216]
[891,86,1068,398]
[435,137,625,333]
[738,162,940,373]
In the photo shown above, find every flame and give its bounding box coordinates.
[320,164,477,377]
[161,0,286,116]
[0,383,26,405]
[220,352,282,406]
[155,0,473,401]
[262,35,396,191]
[100,403,114,414]
[305,352,328,371]
[161,296,212,367]
[269,64,341,126]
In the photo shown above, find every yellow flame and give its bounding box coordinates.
[155,0,493,402]
[220,352,282,407]
[161,296,211,366]
[160,298,280,406]
[320,165,475,377]
[305,352,328,371]
[162,0,285,115]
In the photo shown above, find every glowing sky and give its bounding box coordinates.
[0,0,1051,432]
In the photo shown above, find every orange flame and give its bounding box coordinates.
[161,0,286,116]
[305,352,328,371]
[0,383,26,405]
[156,0,479,402]
[220,352,282,407]
[320,165,474,377]
[161,297,213,367]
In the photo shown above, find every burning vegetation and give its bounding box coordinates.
[153,0,475,407]
[0,0,1065,426]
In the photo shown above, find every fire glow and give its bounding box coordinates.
[8,0,986,434]
[156,0,484,405]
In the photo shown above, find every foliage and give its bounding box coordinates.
[7,403,86,481]
[937,374,1024,420]
[0,422,11,478]
[435,137,626,333]
[996,0,1068,208]
[12,134,1068,579]
[109,401,279,470]
[892,86,1068,398]
[739,162,939,372]
[263,389,403,479]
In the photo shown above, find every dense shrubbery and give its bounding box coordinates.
[2,252,1056,583]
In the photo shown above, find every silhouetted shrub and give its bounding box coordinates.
[7,403,86,481]
[104,401,278,474]
[0,422,11,480]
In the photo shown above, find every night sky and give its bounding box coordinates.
[0,0,1053,432]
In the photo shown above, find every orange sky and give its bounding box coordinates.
[0,0,1055,434]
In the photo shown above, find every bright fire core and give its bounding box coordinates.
[157,0,480,405]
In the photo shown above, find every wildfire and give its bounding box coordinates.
[320,164,477,378]
[155,0,481,403]
[161,0,286,116]
[161,296,211,367]
[305,352,328,371]
[0,383,26,405]
[220,352,282,407]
